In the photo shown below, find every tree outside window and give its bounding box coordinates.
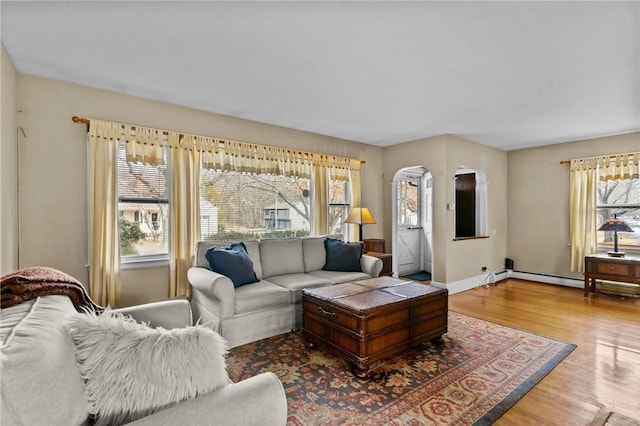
[199,169,351,242]
[597,177,640,251]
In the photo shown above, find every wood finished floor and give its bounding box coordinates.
[447,278,640,426]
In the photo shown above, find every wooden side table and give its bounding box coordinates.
[584,254,640,297]
[364,239,385,253]
[366,251,392,276]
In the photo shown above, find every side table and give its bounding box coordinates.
[366,251,392,276]
[584,254,640,297]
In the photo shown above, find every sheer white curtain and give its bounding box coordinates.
[88,121,122,306]
[569,158,598,272]
[312,162,329,235]
[568,152,639,272]
[170,135,201,299]
[599,152,639,181]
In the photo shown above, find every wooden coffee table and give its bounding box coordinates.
[301,276,448,378]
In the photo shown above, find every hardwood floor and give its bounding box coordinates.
[448,278,640,426]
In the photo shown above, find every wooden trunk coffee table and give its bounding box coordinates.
[301,276,448,378]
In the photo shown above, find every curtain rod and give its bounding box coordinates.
[560,152,638,165]
[72,115,366,165]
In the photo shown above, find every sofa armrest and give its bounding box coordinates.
[361,255,383,278]
[125,372,287,426]
[112,299,193,329]
[187,267,236,319]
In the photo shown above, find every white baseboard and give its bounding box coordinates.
[431,270,583,294]
[431,269,509,295]
[510,271,583,288]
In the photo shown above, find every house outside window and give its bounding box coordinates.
[198,169,352,241]
[117,142,169,259]
[596,175,640,252]
[199,169,311,242]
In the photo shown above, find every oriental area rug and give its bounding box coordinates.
[226,312,576,426]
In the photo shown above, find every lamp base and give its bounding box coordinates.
[607,251,626,257]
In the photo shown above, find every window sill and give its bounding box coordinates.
[121,256,170,270]
[596,248,640,257]
[453,235,490,241]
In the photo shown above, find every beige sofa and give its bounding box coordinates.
[188,235,383,348]
[0,295,287,426]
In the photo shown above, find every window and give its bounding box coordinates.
[596,175,640,252]
[329,179,351,235]
[199,169,311,242]
[117,142,169,258]
[397,177,419,227]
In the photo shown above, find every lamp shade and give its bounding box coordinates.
[597,218,634,232]
[345,208,376,225]
[597,216,634,257]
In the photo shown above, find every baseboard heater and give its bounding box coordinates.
[510,270,583,288]
[488,269,508,284]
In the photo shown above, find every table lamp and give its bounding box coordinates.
[345,207,376,242]
[597,215,634,257]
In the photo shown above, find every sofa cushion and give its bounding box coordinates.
[205,242,259,288]
[267,274,334,304]
[259,238,305,278]
[0,296,89,426]
[195,240,263,279]
[302,236,327,272]
[301,234,342,272]
[234,279,293,314]
[323,238,364,272]
[66,309,229,426]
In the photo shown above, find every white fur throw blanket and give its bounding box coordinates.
[67,309,229,426]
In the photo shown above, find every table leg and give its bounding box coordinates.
[584,276,589,297]
[353,365,371,380]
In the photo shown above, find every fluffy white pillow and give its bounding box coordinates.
[66,309,229,426]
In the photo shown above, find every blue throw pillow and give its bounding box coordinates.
[204,242,259,288]
[322,238,364,272]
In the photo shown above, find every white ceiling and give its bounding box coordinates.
[1,1,639,150]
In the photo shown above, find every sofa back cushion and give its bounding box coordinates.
[302,237,326,272]
[302,234,343,272]
[260,238,305,278]
[0,296,89,426]
[195,240,262,279]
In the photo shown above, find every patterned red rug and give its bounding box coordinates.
[227,312,576,425]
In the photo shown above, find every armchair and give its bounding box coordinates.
[1,295,287,426]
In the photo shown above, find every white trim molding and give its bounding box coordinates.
[433,270,583,295]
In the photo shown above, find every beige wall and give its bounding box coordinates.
[507,133,640,278]
[14,71,637,304]
[382,134,508,285]
[15,74,384,306]
[0,43,19,275]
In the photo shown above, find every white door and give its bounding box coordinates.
[396,176,422,275]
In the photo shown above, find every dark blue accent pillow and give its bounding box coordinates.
[204,242,259,288]
[322,238,364,272]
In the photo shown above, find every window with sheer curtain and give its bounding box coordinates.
[596,156,640,253]
[569,152,639,272]
[87,118,361,305]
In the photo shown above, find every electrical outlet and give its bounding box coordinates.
[481,266,487,272]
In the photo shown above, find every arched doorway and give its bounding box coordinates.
[391,166,433,279]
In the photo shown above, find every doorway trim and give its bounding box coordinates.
[391,166,433,279]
